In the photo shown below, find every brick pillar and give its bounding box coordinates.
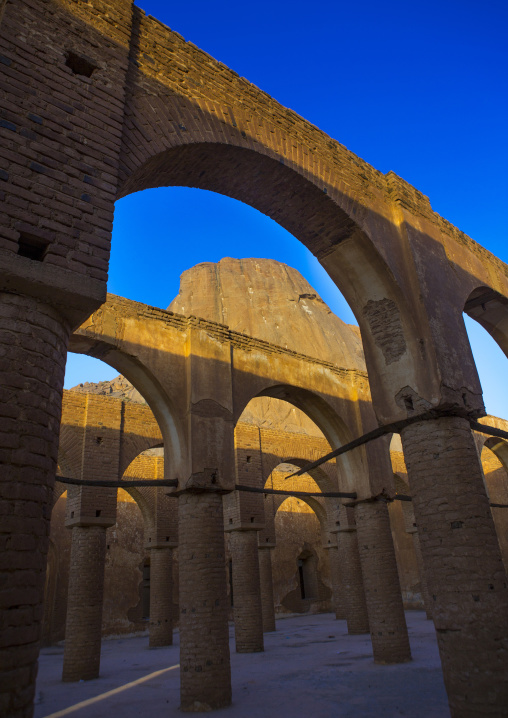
[411,531,433,619]
[337,528,370,634]
[0,293,70,718]
[401,416,508,716]
[230,530,264,652]
[328,544,346,620]
[179,492,231,711]
[355,499,411,663]
[62,524,107,681]
[149,546,173,648]
[258,546,276,632]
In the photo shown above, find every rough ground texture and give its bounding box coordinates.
[34,612,449,718]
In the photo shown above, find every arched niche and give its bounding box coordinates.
[272,494,331,614]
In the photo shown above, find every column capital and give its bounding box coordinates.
[65,516,115,529]
[225,522,264,532]
[146,540,177,550]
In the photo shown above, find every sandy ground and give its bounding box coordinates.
[34,611,450,718]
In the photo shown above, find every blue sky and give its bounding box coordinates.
[65,0,508,418]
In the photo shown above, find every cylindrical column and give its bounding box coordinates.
[149,546,173,648]
[178,492,231,711]
[328,544,346,620]
[230,530,264,652]
[62,525,107,681]
[258,547,276,632]
[411,531,433,619]
[401,416,508,716]
[337,529,369,634]
[0,293,70,717]
[355,500,411,663]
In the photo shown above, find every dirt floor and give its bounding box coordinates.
[34,611,450,718]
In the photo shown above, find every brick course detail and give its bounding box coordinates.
[62,524,107,681]
[230,530,264,653]
[178,492,232,711]
[401,417,508,716]
[337,529,370,635]
[258,547,276,633]
[149,546,173,648]
[355,500,411,663]
[0,292,69,718]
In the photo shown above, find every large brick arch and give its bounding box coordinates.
[115,5,508,421]
[117,134,433,422]
[2,0,508,421]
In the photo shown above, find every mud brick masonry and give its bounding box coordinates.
[1,1,508,716]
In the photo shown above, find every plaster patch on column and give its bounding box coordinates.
[395,386,432,415]
[191,399,233,421]
[362,298,406,365]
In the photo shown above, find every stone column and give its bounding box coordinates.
[0,293,70,717]
[230,530,264,652]
[149,546,173,648]
[327,543,346,620]
[355,499,411,663]
[258,546,276,632]
[411,530,433,619]
[401,416,508,717]
[62,525,107,681]
[178,491,231,711]
[337,525,370,634]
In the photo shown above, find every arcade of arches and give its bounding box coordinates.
[1,2,508,716]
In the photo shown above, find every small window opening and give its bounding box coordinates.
[297,552,317,601]
[70,511,74,518]
[246,456,252,463]
[65,51,97,78]
[142,560,150,619]
[250,516,255,523]
[95,436,103,445]
[165,536,169,542]
[403,395,414,411]
[298,559,306,600]
[95,509,101,517]
[17,232,49,261]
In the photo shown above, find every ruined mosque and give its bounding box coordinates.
[1,1,508,718]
